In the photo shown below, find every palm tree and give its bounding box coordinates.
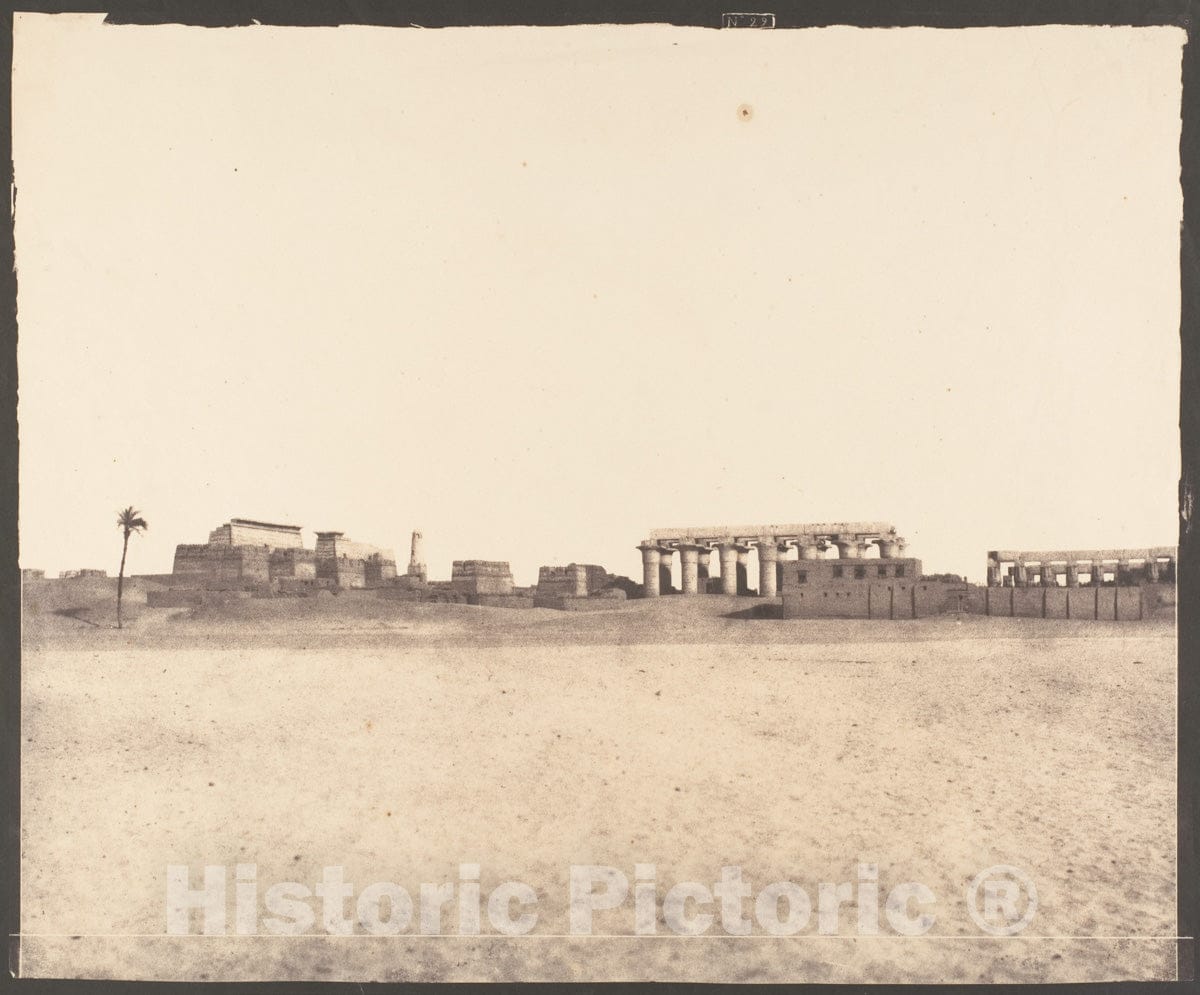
[115,506,148,629]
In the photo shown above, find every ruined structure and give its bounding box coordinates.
[314,532,397,590]
[171,518,305,591]
[159,517,397,601]
[447,560,533,607]
[58,568,107,579]
[637,522,906,598]
[450,560,514,597]
[534,563,629,609]
[21,568,45,582]
[983,547,1176,619]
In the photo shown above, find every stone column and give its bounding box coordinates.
[986,558,1002,587]
[1146,558,1161,583]
[879,538,902,559]
[1092,560,1106,586]
[678,544,704,596]
[736,548,751,595]
[1040,563,1056,587]
[697,547,711,593]
[1065,562,1080,587]
[1117,559,1131,586]
[638,543,661,597]
[798,542,821,560]
[658,546,675,594]
[1014,560,1028,587]
[718,543,739,595]
[757,539,781,597]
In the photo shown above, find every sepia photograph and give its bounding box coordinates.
[7,4,1194,984]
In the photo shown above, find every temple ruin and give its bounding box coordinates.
[158,517,396,601]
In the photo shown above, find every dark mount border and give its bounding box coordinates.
[1,1,1196,992]
[96,0,1192,28]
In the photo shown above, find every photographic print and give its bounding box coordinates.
[9,7,1190,983]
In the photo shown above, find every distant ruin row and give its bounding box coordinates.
[33,514,1174,622]
[148,517,633,610]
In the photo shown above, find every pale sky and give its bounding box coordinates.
[13,16,1184,585]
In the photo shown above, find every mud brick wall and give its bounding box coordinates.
[316,555,367,589]
[172,544,270,589]
[364,554,398,587]
[269,548,317,580]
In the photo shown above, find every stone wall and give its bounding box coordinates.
[778,560,984,620]
[983,584,1173,620]
[781,579,969,619]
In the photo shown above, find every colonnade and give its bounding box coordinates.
[637,529,907,598]
[985,548,1176,588]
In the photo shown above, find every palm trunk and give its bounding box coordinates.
[117,530,129,629]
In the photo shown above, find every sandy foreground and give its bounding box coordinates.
[18,583,1179,981]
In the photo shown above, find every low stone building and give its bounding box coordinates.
[779,556,970,619]
[450,560,514,597]
[21,568,45,582]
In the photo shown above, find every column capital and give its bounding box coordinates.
[756,539,781,561]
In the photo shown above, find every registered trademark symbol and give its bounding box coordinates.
[966,864,1038,936]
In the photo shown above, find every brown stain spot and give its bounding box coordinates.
[737,103,753,122]
[365,720,373,731]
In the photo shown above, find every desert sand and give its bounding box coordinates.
[18,579,1178,981]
